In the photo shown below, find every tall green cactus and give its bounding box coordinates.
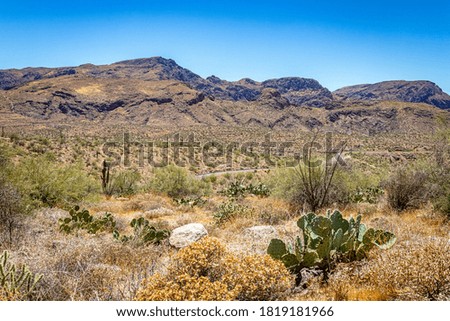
[0,251,42,300]
[101,160,113,197]
[268,210,396,283]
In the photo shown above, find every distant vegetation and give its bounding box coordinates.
[147,164,211,198]
[0,125,449,301]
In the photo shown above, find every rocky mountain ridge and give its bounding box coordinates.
[3,56,449,109]
[333,80,450,110]
[0,57,334,108]
[0,57,448,134]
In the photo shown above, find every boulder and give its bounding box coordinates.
[169,223,208,248]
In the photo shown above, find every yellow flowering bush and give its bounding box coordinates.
[135,273,238,301]
[169,237,226,280]
[221,254,293,300]
[136,237,294,301]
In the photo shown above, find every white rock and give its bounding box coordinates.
[244,225,277,239]
[169,223,208,248]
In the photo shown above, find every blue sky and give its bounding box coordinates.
[1,1,449,92]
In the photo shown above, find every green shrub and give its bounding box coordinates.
[0,143,17,181]
[0,146,25,245]
[245,172,254,181]
[13,155,98,208]
[428,166,450,218]
[439,194,450,218]
[265,167,299,202]
[213,201,251,225]
[202,175,217,184]
[0,149,9,171]
[110,169,141,197]
[0,180,24,245]
[425,164,450,217]
[333,169,383,204]
[429,117,450,216]
[267,165,383,211]
[220,181,270,198]
[383,167,429,212]
[174,196,206,208]
[148,164,210,198]
[101,161,141,197]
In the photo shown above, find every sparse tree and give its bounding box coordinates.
[0,179,24,246]
[384,167,429,212]
[293,133,347,213]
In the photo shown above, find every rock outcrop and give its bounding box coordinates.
[169,223,208,248]
[333,80,450,110]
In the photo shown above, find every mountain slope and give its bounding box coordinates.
[0,57,332,108]
[333,80,450,110]
[0,57,448,135]
[2,58,449,109]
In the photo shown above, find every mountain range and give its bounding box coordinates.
[0,57,448,134]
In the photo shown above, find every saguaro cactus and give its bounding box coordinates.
[101,160,112,197]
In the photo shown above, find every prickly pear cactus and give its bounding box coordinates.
[268,210,396,282]
[113,217,170,246]
[59,206,116,234]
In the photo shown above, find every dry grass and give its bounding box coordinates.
[74,84,103,95]
[1,112,448,302]
[1,128,449,302]
[0,289,20,301]
[360,238,450,300]
[316,237,450,301]
[86,193,174,216]
[244,196,295,225]
[28,237,170,301]
[2,198,448,301]
[2,193,448,301]
[3,208,172,301]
